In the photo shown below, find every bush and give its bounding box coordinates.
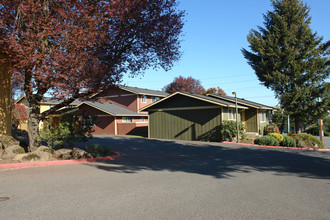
[220,120,245,141]
[306,125,329,136]
[282,135,296,147]
[40,112,96,149]
[254,135,279,146]
[292,133,324,149]
[268,133,284,144]
[263,123,279,135]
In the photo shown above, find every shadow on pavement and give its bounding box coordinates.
[77,136,330,179]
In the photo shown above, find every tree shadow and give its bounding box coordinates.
[77,136,330,179]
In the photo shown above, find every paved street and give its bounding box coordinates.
[1,136,330,219]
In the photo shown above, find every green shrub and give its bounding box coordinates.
[292,133,324,149]
[254,135,279,146]
[306,125,329,136]
[220,120,245,141]
[40,112,96,149]
[268,133,284,144]
[282,135,296,147]
[263,123,279,135]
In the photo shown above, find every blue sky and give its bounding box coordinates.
[122,0,330,107]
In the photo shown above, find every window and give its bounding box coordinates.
[141,96,147,103]
[228,109,236,120]
[151,97,160,103]
[140,117,147,122]
[260,110,266,122]
[122,117,133,123]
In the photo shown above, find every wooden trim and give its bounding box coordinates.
[114,116,117,135]
[148,105,222,112]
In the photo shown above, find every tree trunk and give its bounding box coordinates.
[27,100,42,151]
[0,53,12,136]
[294,117,303,134]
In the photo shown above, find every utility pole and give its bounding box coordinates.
[232,92,239,143]
[287,115,290,134]
[319,119,324,143]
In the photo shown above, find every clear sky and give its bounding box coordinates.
[122,0,330,107]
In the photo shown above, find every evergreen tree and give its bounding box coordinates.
[242,0,329,133]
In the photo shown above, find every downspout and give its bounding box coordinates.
[114,116,117,135]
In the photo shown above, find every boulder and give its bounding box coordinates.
[54,149,72,160]
[71,147,92,159]
[0,135,19,150]
[1,145,25,160]
[12,150,55,163]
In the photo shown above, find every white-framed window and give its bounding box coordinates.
[141,95,147,103]
[151,97,160,103]
[228,109,236,120]
[260,110,266,122]
[122,117,133,123]
[140,117,147,122]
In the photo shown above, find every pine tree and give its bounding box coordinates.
[242,0,329,133]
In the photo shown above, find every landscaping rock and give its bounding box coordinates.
[36,146,54,154]
[12,150,55,163]
[72,148,92,159]
[54,149,72,160]
[0,135,19,150]
[1,145,25,160]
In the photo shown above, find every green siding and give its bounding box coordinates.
[150,108,222,141]
[245,108,258,132]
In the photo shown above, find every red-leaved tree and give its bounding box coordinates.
[0,0,184,149]
[164,76,205,94]
[12,103,28,126]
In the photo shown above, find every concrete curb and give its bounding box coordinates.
[0,153,120,170]
[223,142,330,151]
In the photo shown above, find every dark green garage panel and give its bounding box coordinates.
[149,108,222,141]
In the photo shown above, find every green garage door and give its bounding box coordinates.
[149,108,221,141]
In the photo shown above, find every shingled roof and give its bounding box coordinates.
[119,85,168,97]
[140,91,248,111]
[78,101,147,117]
[207,94,274,110]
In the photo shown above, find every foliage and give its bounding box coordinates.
[201,87,227,95]
[242,0,330,132]
[164,76,205,94]
[254,136,279,146]
[39,118,71,149]
[268,133,284,144]
[0,0,185,148]
[86,144,113,157]
[282,135,296,148]
[11,104,28,126]
[219,120,245,142]
[39,113,96,149]
[306,125,329,136]
[263,123,279,135]
[292,133,324,149]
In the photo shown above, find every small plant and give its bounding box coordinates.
[220,120,245,142]
[254,136,279,146]
[263,123,279,135]
[86,144,113,157]
[268,133,284,144]
[282,135,296,147]
[292,133,324,149]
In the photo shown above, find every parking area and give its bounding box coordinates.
[1,136,330,219]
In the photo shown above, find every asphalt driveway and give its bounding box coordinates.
[1,136,330,219]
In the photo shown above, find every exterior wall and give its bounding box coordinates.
[116,116,148,136]
[244,108,258,133]
[93,88,138,112]
[0,54,12,136]
[258,109,270,134]
[138,95,160,112]
[149,108,222,141]
[222,107,242,121]
[78,104,116,135]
